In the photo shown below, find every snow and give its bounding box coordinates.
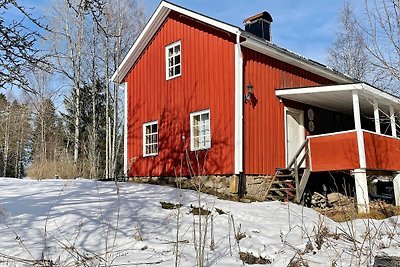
[0,178,399,266]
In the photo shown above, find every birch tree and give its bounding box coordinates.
[362,0,400,93]
[0,95,31,177]
[48,0,144,178]
[101,0,144,179]
[49,0,88,165]
[328,2,370,81]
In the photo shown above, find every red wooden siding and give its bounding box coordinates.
[364,131,400,171]
[242,48,334,175]
[125,12,236,177]
[309,131,360,172]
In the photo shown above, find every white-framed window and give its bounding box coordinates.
[165,41,181,80]
[190,109,211,151]
[143,121,158,157]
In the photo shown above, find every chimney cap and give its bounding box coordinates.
[243,11,273,24]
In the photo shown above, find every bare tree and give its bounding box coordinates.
[49,0,88,165]
[362,0,400,93]
[0,0,49,93]
[0,95,31,177]
[100,0,144,179]
[328,2,370,81]
[47,0,143,178]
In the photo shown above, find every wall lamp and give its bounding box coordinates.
[244,82,254,103]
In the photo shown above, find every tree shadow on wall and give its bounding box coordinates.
[127,83,234,178]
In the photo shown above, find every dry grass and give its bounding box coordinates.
[318,202,400,222]
[26,159,89,179]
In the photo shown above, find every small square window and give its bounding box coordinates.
[143,121,158,156]
[166,41,181,80]
[190,110,211,151]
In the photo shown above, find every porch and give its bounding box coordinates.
[308,129,400,172]
[276,83,400,213]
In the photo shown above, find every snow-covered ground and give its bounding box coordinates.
[0,178,399,266]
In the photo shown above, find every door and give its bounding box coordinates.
[286,108,305,167]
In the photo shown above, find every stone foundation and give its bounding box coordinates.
[127,174,272,201]
[245,175,273,201]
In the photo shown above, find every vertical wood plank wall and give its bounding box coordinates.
[242,48,334,175]
[125,12,236,177]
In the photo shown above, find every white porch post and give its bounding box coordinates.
[352,90,366,168]
[390,106,397,138]
[354,169,370,213]
[352,90,369,213]
[373,100,381,134]
[394,173,400,206]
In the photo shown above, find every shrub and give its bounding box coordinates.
[26,159,89,179]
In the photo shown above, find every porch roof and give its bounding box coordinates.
[275,83,400,116]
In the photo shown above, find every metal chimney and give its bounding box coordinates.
[243,11,273,41]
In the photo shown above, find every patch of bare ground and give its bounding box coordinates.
[313,193,400,222]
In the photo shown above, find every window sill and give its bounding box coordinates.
[190,146,211,152]
[143,153,158,158]
[166,73,181,81]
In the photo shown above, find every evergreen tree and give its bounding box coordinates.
[62,80,107,178]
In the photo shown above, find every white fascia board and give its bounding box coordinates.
[162,2,238,34]
[276,83,363,96]
[241,37,354,84]
[275,83,400,110]
[361,83,400,106]
[112,1,239,83]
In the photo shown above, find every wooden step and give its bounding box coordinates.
[265,194,295,201]
[269,188,296,191]
[276,174,294,178]
[272,180,295,184]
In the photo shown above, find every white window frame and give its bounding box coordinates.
[165,40,181,80]
[190,109,211,151]
[143,121,159,157]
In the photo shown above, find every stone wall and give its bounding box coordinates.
[127,174,273,201]
[245,175,273,201]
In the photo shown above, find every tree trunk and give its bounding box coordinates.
[3,111,10,177]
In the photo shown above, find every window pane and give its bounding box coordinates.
[146,135,150,144]
[168,48,173,57]
[144,122,158,155]
[174,45,180,53]
[175,55,180,64]
[175,65,180,75]
[168,58,173,67]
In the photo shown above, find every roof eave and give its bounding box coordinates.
[240,33,356,84]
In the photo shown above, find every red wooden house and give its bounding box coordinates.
[112,1,400,213]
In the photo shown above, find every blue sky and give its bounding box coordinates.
[144,0,362,64]
[2,0,362,100]
[8,0,362,66]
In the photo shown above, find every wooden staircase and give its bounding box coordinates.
[264,139,311,203]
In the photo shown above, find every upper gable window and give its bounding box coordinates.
[166,41,181,80]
